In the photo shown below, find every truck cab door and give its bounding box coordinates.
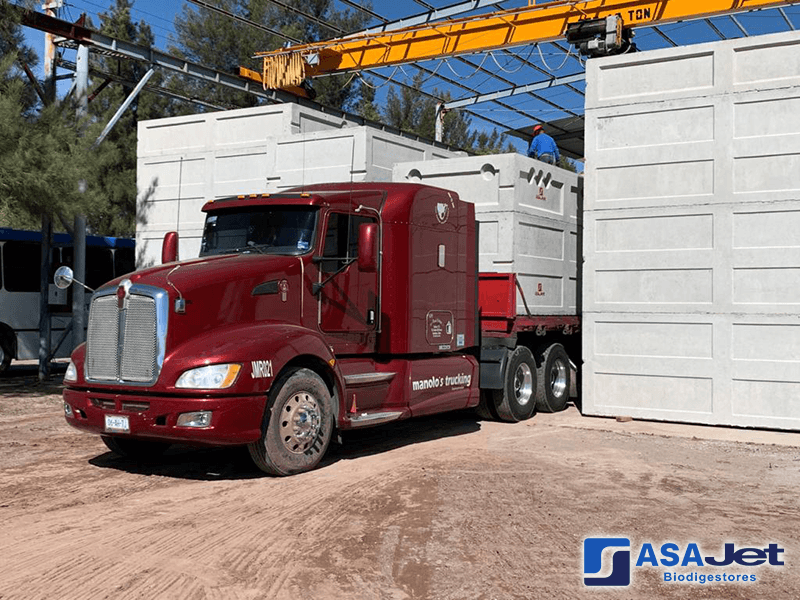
[317,212,378,354]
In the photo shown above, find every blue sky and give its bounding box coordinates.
[20,0,800,154]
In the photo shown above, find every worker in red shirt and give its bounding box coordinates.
[527,124,560,165]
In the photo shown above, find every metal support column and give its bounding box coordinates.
[41,0,62,103]
[73,216,86,347]
[38,215,52,381]
[93,68,154,147]
[75,44,89,119]
[74,47,88,349]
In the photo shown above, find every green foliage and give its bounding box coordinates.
[556,155,578,173]
[0,0,165,236]
[171,0,373,112]
[381,71,514,154]
[0,0,40,116]
[0,76,110,229]
[82,0,179,236]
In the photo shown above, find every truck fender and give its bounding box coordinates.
[479,346,510,390]
[163,323,343,403]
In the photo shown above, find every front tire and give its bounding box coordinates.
[491,346,537,423]
[248,368,334,476]
[535,343,571,413]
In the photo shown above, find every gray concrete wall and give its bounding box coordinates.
[583,30,800,430]
[393,153,580,316]
[136,105,460,266]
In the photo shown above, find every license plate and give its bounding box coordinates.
[105,414,130,433]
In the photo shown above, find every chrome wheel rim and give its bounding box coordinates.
[550,359,568,398]
[514,363,534,406]
[279,392,322,454]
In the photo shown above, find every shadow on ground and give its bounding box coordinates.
[0,362,67,397]
[88,410,483,481]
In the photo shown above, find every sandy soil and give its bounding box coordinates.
[1,367,799,600]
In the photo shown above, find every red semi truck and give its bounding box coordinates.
[60,182,579,475]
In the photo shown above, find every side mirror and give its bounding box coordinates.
[162,231,179,264]
[53,265,94,292]
[358,223,378,273]
[54,265,74,289]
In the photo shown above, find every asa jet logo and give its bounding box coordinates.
[583,538,785,588]
[583,538,631,587]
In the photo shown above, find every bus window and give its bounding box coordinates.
[4,241,42,292]
[85,247,114,290]
[114,247,135,278]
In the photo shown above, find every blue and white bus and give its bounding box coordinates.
[0,228,135,373]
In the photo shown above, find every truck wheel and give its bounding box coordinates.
[101,436,170,460]
[0,331,13,375]
[248,368,334,476]
[535,343,571,413]
[475,390,499,421]
[492,346,537,422]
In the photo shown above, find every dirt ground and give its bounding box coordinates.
[1,365,799,600]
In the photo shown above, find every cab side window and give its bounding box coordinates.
[320,213,375,273]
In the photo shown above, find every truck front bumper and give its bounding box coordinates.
[62,387,267,445]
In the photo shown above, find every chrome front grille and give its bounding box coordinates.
[120,296,158,382]
[85,284,168,385]
[86,296,119,381]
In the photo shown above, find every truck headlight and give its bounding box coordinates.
[176,364,241,389]
[64,360,78,383]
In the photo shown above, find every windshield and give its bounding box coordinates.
[200,207,318,256]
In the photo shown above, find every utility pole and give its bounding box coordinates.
[42,1,61,102]
[74,43,89,348]
[39,1,62,380]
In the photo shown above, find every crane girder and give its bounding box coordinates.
[240,0,800,90]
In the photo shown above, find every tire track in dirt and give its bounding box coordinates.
[3,401,800,599]
[0,431,446,600]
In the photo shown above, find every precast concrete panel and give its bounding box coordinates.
[268,128,461,191]
[393,153,580,315]
[393,153,579,221]
[138,106,459,266]
[584,30,800,430]
[138,104,354,158]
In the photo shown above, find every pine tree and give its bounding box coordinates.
[0,2,99,230]
[0,0,172,236]
[382,71,514,154]
[171,0,373,112]
[0,0,40,117]
[83,0,179,236]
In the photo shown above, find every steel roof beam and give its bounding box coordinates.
[57,57,228,110]
[651,25,679,45]
[778,7,797,29]
[443,72,586,109]
[360,0,506,35]
[730,15,750,35]
[704,18,727,39]
[20,8,463,151]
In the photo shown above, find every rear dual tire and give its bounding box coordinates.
[481,346,538,423]
[534,343,571,413]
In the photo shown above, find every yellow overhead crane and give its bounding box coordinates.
[239,0,800,96]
